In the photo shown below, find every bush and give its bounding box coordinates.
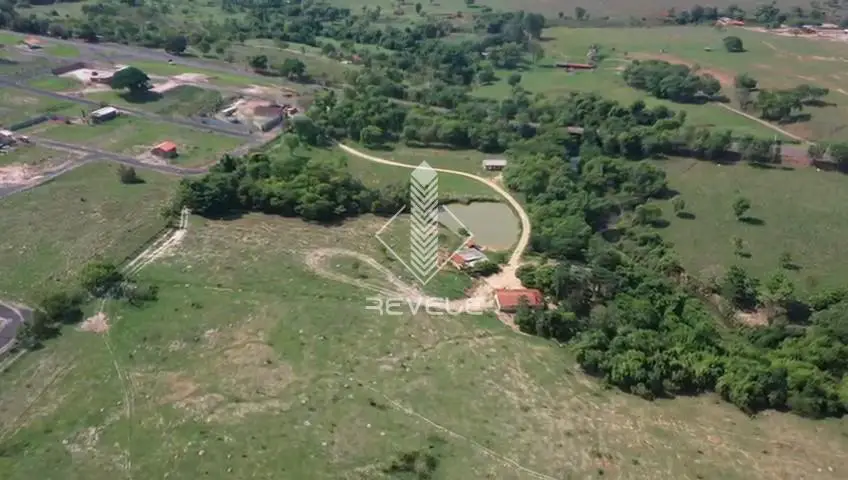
[723,36,744,53]
[117,165,142,184]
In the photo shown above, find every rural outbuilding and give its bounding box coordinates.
[482,159,508,171]
[90,106,118,123]
[450,248,487,269]
[495,289,544,312]
[22,37,42,49]
[152,141,178,159]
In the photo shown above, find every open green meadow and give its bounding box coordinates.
[233,40,355,85]
[34,116,244,167]
[650,157,848,293]
[0,88,77,126]
[122,61,283,89]
[1,213,846,479]
[0,145,75,167]
[87,86,229,118]
[26,76,82,92]
[481,25,848,142]
[0,162,176,302]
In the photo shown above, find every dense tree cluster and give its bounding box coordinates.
[506,146,848,417]
[175,151,407,222]
[666,2,847,28]
[623,60,722,103]
[751,84,830,123]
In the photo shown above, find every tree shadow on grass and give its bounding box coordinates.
[675,212,696,220]
[650,219,670,229]
[739,216,765,226]
[118,90,163,105]
[748,162,793,172]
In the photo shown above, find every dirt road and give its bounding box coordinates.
[337,144,531,270]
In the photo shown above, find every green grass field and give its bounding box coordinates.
[0,162,176,301]
[87,86,228,118]
[486,26,848,142]
[0,145,76,167]
[35,116,244,167]
[650,157,848,293]
[233,40,355,85]
[0,88,77,126]
[123,61,283,89]
[26,76,82,92]
[1,213,846,479]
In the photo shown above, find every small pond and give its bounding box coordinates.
[440,202,520,251]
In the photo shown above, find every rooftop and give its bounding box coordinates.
[482,159,508,166]
[495,289,544,310]
[154,141,177,152]
[91,106,118,116]
[451,248,487,265]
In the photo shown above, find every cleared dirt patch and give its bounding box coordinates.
[79,312,110,334]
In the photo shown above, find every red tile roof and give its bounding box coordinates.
[154,141,177,152]
[495,289,544,311]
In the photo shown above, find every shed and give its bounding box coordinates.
[90,106,118,122]
[0,129,15,146]
[22,37,42,49]
[152,141,178,158]
[450,248,487,269]
[482,159,508,171]
[566,126,585,135]
[494,289,544,313]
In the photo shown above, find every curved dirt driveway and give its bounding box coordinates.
[337,144,532,270]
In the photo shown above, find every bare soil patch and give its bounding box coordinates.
[79,312,110,333]
[736,309,769,327]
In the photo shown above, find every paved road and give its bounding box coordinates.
[0,302,31,354]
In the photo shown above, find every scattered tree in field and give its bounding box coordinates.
[249,54,268,71]
[723,36,744,52]
[732,196,751,220]
[279,58,307,80]
[196,40,211,55]
[507,73,522,87]
[523,13,546,40]
[633,204,663,226]
[731,236,748,258]
[722,265,759,309]
[360,125,385,147]
[80,261,125,297]
[477,66,496,84]
[110,66,151,94]
[807,142,827,162]
[759,271,795,316]
[671,196,686,216]
[779,251,794,270]
[575,6,587,20]
[415,2,422,14]
[117,165,142,184]
[165,35,188,54]
[734,73,757,90]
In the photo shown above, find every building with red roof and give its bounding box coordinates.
[494,289,544,313]
[152,141,178,159]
